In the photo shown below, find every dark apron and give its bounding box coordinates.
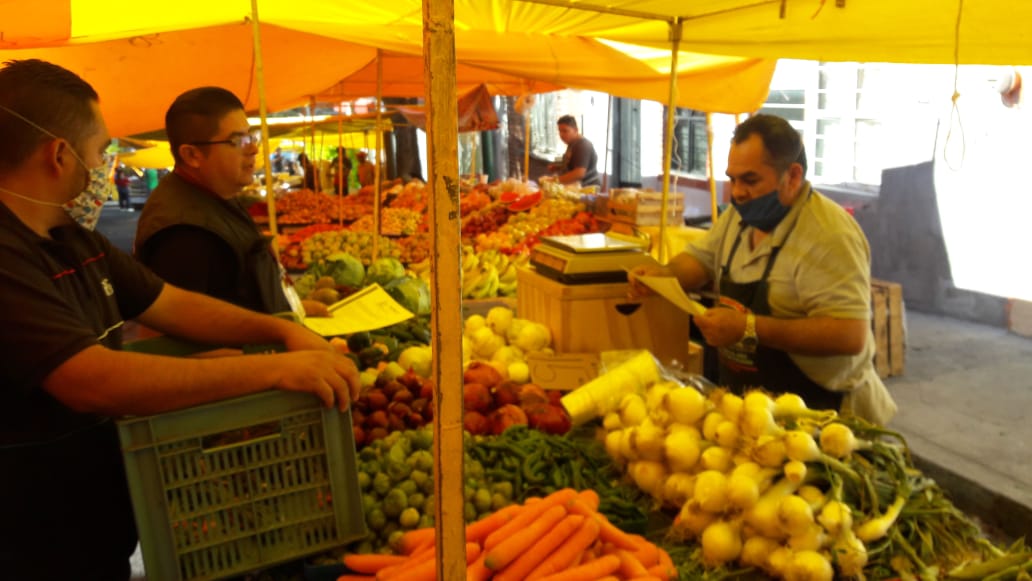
[716,225,844,412]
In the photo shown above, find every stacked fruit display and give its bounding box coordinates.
[398,233,432,265]
[460,361,570,437]
[273,189,340,224]
[506,211,602,255]
[301,230,403,265]
[388,181,428,212]
[350,368,434,447]
[348,208,424,236]
[472,198,588,253]
[461,203,512,238]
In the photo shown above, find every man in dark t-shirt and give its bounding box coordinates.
[548,114,601,187]
[0,60,360,581]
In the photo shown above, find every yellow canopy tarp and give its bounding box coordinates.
[0,1,777,136]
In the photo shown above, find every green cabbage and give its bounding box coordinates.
[364,257,406,287]
[385,277,431,315]
[325,252,365,287]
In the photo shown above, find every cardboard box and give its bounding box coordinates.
[604,189,686,226]
[871,279,905,378]
[517,267,694,366]
[1008,298,1032,339]
[527,352,601,391]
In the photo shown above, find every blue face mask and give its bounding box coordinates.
[732,189,790,232]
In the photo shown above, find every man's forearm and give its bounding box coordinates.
[668,253,711,292]
[756,316,867,356]
[45,345,285,416]
[558,167,586,184]
[136,285,299,347]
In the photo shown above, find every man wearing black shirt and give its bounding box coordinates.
[0,60,359,581]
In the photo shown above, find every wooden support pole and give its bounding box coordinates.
[523,111,531,182]
[338,114,344,226]
[422,0,466,579]
[373,50,384,262]
[659,18,682,264]
[249,0,278,256]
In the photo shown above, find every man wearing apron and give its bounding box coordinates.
[631,114,896,424]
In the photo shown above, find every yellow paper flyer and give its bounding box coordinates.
[303,284,414,336]
[636,275,708,317]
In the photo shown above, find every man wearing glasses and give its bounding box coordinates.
[135,87,295,315]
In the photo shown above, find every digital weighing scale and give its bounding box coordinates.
[529,232,659,284]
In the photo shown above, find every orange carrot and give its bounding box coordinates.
[627,576,663,581]
[526,515,601,580]
[465,503,521,545]
[535,553,621,581]
[647,564,673,581]
[343,554,408,574]
[376,549,434,581]
[658,547,675,573]
[464,542,481,564]
[399,527,436,555]
[569,548,586,568]
[483,488,576,550]
[628,535,660,567]
[575,488,600,511]
[493,514,585,581]
[597,577,621,581]
[465,554,492,581]
[484,504,567,571]
[565,496,638,551]
[385,556,436,581]
[617,549,651,578]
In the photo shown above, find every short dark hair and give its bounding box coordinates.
[0,59,99,171]
[733,114,807,177]
[166,87,245,164]
[557,115,577,130]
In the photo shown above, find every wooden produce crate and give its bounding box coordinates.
[517,267,694,366]
[604,188,686,226]
[871,279,905,378]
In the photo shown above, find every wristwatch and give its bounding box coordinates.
[738,312,758,352]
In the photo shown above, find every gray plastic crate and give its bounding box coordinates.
[118,337,365,580]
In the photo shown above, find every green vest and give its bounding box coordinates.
[135,172,291,314]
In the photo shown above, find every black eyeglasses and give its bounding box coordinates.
[190,130,262,149]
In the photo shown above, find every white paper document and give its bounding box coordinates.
[303,284,414,336]
[636,275,709,317]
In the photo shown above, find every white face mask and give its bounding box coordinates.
[0,103,109,229]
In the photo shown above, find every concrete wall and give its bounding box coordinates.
[831,162,1008,327]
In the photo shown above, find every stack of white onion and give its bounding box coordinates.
[601,385,905,581]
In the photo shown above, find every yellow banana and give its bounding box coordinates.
[469,265,499,299]
[408,257,431,273]
[461,252,480,273]
[497,280,517,297]
[498,261,518,284]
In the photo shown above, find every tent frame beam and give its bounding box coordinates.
[514,0,781,24]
